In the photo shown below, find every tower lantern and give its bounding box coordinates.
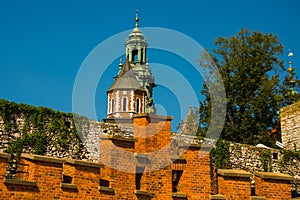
[104,11,156,126]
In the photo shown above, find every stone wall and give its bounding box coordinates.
[1,106,300,187]
[229,142,300,193]
[0,114,88,159]
[229,143,282,173]
[281,100,300,150]
[0,106,133,162]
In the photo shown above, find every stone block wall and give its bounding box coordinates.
[281,101,300,150]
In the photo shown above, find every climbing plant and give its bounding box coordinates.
[280,148,300,166]
[210,139,230,169]
[260,149,272,172]
[0,99,82,156]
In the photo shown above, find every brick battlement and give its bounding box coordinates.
[0,114,295,199]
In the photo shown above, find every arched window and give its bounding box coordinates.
[122,97,127,112]
[132,49,138,62]
[111,99,114,113]
[136,98,140,113]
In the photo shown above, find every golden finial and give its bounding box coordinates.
[287,49,297,96]
[288,50,294,75]
[135,9,139,28]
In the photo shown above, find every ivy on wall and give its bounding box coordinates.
[210,139,230,169]
[0,99,81,156]
[280,148,300,166]
[260,149,272,172]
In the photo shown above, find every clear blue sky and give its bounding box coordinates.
[0,0,299,130]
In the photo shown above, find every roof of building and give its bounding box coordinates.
[107,59,145,92]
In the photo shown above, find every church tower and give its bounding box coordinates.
[104,10,156,125]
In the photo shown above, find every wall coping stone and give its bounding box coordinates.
[65,158,103,169]
[172,192,187,198]
[99,135,136,142]
[210,194,226,200]
[134,153,148,158]
[98,186,115,194]
[218,169,252,178]
[133,113,174,121]
[178,144,213,150]
[251,196,266,200]
[0,152,9,159]
[3,178,37,187]
[134,190,150,196]
[171,156,186,162]
[60,183,78,190]
[254,171,294,181]
[21,153,64,164]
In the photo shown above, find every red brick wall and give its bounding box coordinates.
[1,154,63,199]
[134,114,173,200]
[100,136,136,199]
[218,176,250,199]
[255,173,292,200]
[177,145,211,200]
[0,114,294,200]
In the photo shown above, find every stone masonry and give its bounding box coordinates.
[281,100,300,150]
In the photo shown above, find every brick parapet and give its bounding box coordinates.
[254,171,293,200]
[217,169,251,200]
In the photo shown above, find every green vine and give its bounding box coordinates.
[0,99,82,156]
[210,140,230,169]
[260,149,272,172]
[209,140,230,194]
[280,149,300,166]
[5,131,49,155]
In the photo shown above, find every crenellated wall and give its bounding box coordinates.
[0,100,300,199]
[0,112,297,199]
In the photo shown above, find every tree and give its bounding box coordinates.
[198,28,299,147]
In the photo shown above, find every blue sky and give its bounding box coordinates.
[0,0,299,130]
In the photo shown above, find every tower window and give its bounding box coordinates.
[122,97,127,112]
[141,49,144,62]
[136,98,140,113]
[111,99,114,113]
[132,49,138,62]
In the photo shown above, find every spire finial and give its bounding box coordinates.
[287,49,297,96]
[135,9,139,28]
[288,49,294,73]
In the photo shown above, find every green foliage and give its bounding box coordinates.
[210,140,230,169]
[260,150,272,172]
[198,28,299,146]
[5,131,49,155]
[280,149,300,166]
[0,99,82,155]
